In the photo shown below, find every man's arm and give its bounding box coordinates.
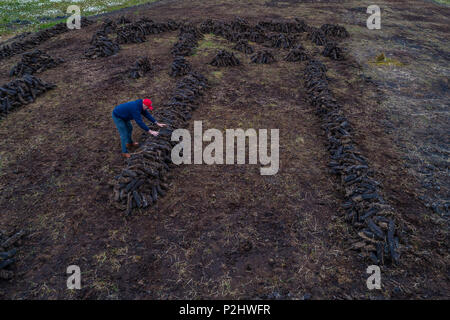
[143,110,157,124]
[133,110,150,132]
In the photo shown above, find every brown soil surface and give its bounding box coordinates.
[0,0,448,299]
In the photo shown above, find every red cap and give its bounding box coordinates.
[143,98,153,110]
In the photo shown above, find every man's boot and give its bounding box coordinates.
[122,153,131,159]
[126,142,139,149]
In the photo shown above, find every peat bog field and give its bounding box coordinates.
[0,0,448,299]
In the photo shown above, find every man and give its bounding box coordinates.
[112,98,166,158]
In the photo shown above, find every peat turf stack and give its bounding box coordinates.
[284,48,309,62]
[0,18,93,60]
[116,18,179,44]
[210,50,240,67]
[248,31,267,44]
[171,24,203,57]
[99,18,117,34]
[251,50,275,64]
[116,24,147,44]
[84,35,120,59]
[90,30,108,44]
[256,20,305,33]
[320,24,349,39]
[169,56,192,77]
[199,19,232,38]
[129,57,152,79]
[224,31,248,43]
[0,229,25,280]
[10,49,64,77]
[0,75,56,118]
[231,17,251,33]
[307,28,327,46]
[303,60,400,265]
[112,72,209,215]
[233,40,254,54]
[138,18,179,34]
[269,33,296,49]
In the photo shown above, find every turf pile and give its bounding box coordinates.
[90,30,108,44]
[251,50,275,64]
[85,35,120,58]
[0,75,56,118]
[87,18,180,58]
[224,31,247,43]
[169,56,192,77]
[129,57,152,79]
[0,18,93,60]
[320,24,349,39]
[256,20,307,33]
[117,15,132,25]
[304,60,400,265]
[0,230,25,280]
[99,18,118,34]
[269,33,296,49]
[112,72,209,215]
[210,50,240,67]
[307,28,327,46]
[306,24,349,61]
[117,18,179,44]
[134,18,179,35]
[9,49,64,77]
[113,25,208,215]
[248,31,267,43]
[199,19,231,37]
[116,23,147,44]
[231,17,251,33]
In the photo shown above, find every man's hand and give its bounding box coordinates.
[156,122,167,128]
[149,130,159,136]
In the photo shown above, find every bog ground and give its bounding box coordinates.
[0,0,449,299]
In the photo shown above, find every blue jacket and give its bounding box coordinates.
[112,99,156,132]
